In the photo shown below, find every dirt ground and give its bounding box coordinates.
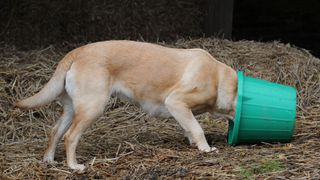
[1,38,320,179]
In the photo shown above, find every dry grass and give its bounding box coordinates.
[1,38,320,179]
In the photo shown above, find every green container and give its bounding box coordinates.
[228,71,297,145]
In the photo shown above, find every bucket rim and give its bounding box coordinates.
[228,71,244,145]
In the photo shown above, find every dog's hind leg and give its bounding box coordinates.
[63,64,110,171]
[43,92,74,163]
[64,92,109,171]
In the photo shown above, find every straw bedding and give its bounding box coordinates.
[1,38,319,179]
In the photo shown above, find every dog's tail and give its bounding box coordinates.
[15,52,75,109]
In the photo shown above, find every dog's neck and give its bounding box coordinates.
[214,67,237,117]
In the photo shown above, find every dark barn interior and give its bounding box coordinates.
[1,0,320,179]
[233,0,320,57]
[1,0,320,56]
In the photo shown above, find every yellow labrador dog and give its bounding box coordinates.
[16,40,238,171]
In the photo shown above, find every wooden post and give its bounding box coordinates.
[205,0,234,39]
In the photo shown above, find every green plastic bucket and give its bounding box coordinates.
[228,71,297,145]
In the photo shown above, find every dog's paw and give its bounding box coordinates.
[43,156,57,164]
[69,163,86,172]
[198,144,219,153]
[209,147,219,153]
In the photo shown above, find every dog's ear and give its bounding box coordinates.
[233,92,238,110]
[228,110,235,121]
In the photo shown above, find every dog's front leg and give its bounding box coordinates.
[165,96,217,152]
